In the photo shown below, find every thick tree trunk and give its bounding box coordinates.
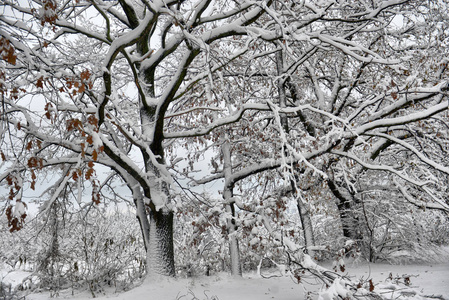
[326,177,380,261]
[337,202,363,242]
[146,209,176,277]
[229,234,242,276]
[129,159,176,278]
[327,178,363,241]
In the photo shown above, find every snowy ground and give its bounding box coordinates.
[2,261,448,300]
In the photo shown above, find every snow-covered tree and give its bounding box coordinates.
[179,0,449,280]
[1,1,448,294]
[1,0,287,278]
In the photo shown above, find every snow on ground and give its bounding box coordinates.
[364,264,447,297]
[1,268,32,288]
[3,262,449,300]
[346,262,449,299]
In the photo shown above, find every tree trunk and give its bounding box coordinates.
[131,183,151,251]
[146,209,176,277]
[229,234,242,276]
[127,161,176,277]
[327,178,363,241]
[296,197,316,258]
[222,141,242,277]
[225,199,242,277]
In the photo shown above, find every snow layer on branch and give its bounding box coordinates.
[354,100,448,135]
[318,278,351,300]
[103,11,156,68]
[13,201,26,218]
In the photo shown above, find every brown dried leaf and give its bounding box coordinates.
[80,69,91,81]
[0,37,17,65]
[85,168,94,180]
[36,76,44,89]
[369,279,375,292]
[72,170,78,181]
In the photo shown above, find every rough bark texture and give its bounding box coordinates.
[147,210,176,277]
[327,178,363,241]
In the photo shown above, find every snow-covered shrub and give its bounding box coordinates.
[173,186,307,276]
[72,210,145,294]
[326,185,449,264]
[298,168,449,264]
[0,281,23,300]
[39,206,146,296]
[174,196,227,277]
[0,215,36,272]
[1,198,145,296]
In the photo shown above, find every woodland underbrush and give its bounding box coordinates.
[1,199,448,298]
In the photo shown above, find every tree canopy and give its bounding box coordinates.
[1,0,448,290]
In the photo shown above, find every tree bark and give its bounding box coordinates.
[222,141,242,277]
[296,197,316,258]
[327,178,363,241]
[130,182,151,251]
[147,209,176,277]
[226,200,242,277]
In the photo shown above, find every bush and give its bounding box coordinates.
[1,200,146,296]
[0,281,24,300]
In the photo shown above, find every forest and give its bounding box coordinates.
[1,0,449,299]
